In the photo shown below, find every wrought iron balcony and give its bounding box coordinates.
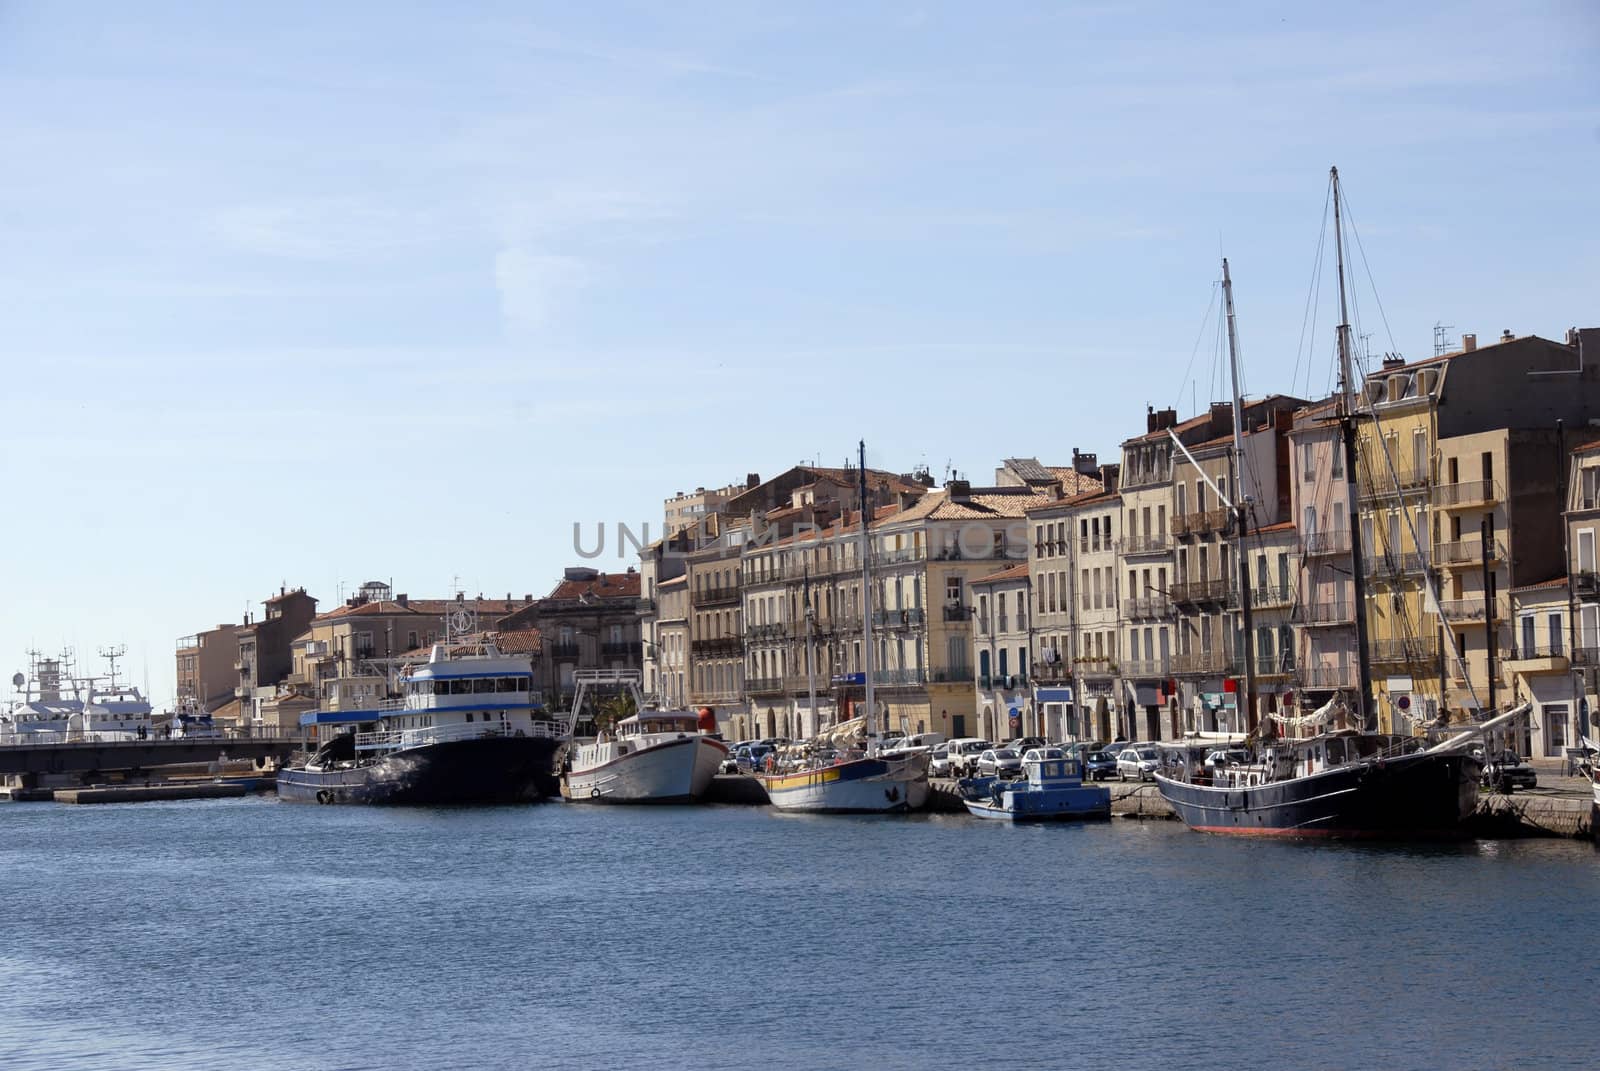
[1358,462,1430,499]
[1299,601,1352,626]
[1122,658,1171,678]
[929,667,974,684]
[1575,572,1600,600]
[745,676,785,695]
[1503,644,1568,671]
[689,637,742,657]
[696,585,741,606]
[548,642,580,659]
[1433,480,1498,509]
[1173,650,1235,676]
[600,641,636,658]
[1250,584,1293,609]
[1434,539,1505,568]
[747,623,786,642]
[1302,530,1352,557]
[1300,664,1358,689]
[1118,534,1171,556]
[942,605,973,622]
[1364,551,1428,579]
[1170,578,1232,607]
[1370,637,1440,666]
[1439,599,1496,623]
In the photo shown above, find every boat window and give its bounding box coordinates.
[465,712,474,722]
[473,678,493,693]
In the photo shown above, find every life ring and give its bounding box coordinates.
[590,786,601,799]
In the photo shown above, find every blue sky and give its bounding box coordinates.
[2,1,1595,705]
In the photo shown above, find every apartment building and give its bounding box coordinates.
[1356,329,1600,728]
[500,568,641,709]
[174,622,241,713]
[1504,577,1572,758]
[655,575,691,710]
[233,586,318,726]
[971,564,1031,742]
[1288,400,1361,705]
[686,535,746,734]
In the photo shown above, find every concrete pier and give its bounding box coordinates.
[54,783,248,805]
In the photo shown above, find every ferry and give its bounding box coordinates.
[561,672,727,803]
[277,635,564,805]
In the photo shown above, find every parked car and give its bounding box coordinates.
[1204,747,1251,771]
[1083,750,1119,781]
[733,743,774,772]
[1019,746,1064,765]
[946,738,993,777]
[1481,749,1537,793]
[1003,736,1046,756]
[977,748,1023,778]
[928,743,952,777]
[1117,747,1161,782]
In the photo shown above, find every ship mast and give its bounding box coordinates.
[1221,258,1258,732]
[1332,166,1377,731]
[857,441,877,754]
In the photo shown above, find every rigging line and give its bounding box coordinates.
[1292,182,1333,400]
[1175,281,1221,415]
[1337,184,1401,358]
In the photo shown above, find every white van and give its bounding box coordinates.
[945,737,992,776]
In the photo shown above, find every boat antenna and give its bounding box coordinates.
[858,440,876,754]
[1332,166,1377,730]
[1221,258,1258,733]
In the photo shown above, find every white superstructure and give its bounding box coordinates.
[562,670,728,803]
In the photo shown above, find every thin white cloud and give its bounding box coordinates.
[492,248,589,331]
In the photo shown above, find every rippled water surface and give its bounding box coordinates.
[0,798,1593,1071]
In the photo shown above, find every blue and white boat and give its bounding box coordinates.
[277,636,564,805]
[959,751,1111,822]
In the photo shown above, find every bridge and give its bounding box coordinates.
[0,736,302,779]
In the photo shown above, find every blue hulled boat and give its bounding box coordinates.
[959,753,1111,822]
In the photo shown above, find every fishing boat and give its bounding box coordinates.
[1155,171,1510,838]
[757,442,931,814]
[959,751,1110,822]
[73,646,153,742]
[277,628,563,805]
[563,671,728,803]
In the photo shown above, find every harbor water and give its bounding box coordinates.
[1,798,1593,1071]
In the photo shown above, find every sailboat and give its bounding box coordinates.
[1155,171,1521,837]
[757,441,931,814]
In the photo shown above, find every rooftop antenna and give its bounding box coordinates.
[1432,321,1456,357]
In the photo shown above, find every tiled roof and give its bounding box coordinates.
[658,574,687,589]
[1123,409,1213,445]
[546,572,642,601]
[1512,576,1568,593]
[317,597,530,621]
[265,588,314,605]
[1253,520,1297,535]
[972,563,1031,586]
[1571,438,1600,457]
[1044,468,1105,497]
[491,628,542,654]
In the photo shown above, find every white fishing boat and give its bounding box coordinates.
[562,671,728,803]
[3,648,151,743]
[72,646,153,742]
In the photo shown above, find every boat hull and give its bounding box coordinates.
[960,778,1111,822]
[758,755,929,814]
[565,736,726,803]
[277,736,561,805]
[1155,751,1479,838]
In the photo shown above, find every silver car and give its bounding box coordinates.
[1116,747,1161,781]
[977,747,1023,778]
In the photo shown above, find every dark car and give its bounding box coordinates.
[1083,749,1119,781]
[1481,749,1537,793]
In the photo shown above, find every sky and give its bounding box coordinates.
[1,0,1596,707]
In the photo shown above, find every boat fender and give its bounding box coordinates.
[316,790,332,805]
[885,785,900,803]
[590,786,601,799]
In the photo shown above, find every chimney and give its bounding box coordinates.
[1501,329,1515,342]
[1072,448,1098,476]
[1146,406,1178,434]
[947,479,972,501]
[1382,353,1406,369]
[1462,333,1477,352]
[746,472,760,489]
[396,594,408,608]
[1567,327,1581,346]
[1209,402,1233,435]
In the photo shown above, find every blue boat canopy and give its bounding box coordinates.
[298,709,379,728]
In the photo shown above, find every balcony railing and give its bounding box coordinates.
[636,597,656,614]
[1371,638,1440,666]
[1250,585,1293,609]
[1439,599,1496,623]
[1299,601,1352,626]
[929,667,974,684]
[1118,534,1171,556]
[1302,530,1352,557]
[745,676,785,695]
[943,605,973,622]
[1433,480,1498,509]
[747,622,785,642]
[1173,650,1235,676]
[979,674,1028,690]
[1170,515,1193,538]
[697,585,741,606]
[1032,661,1070,681]
[1170,578,1232,606]
[1575,572,1600,599]
[1256,656,1297,680]
[872,608,925,629]
[548,642,580,659]
[1300,665,1358,689]
[1572,646,1600,666]
[1123,657,1171,678]
[1127,595,1173,620]
[1365,551,1427,578]
[1434,539,1505,568]
[1358,463,1430,499]
[600,642,635,658]
[1503,644,1568,665]
[871,546,927,569]
[689,637,741,657]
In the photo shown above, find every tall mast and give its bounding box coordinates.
[1332,166,1377,730]
[857,441,877,753]
[1221,258,1258,732]
[804,566,818,736]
